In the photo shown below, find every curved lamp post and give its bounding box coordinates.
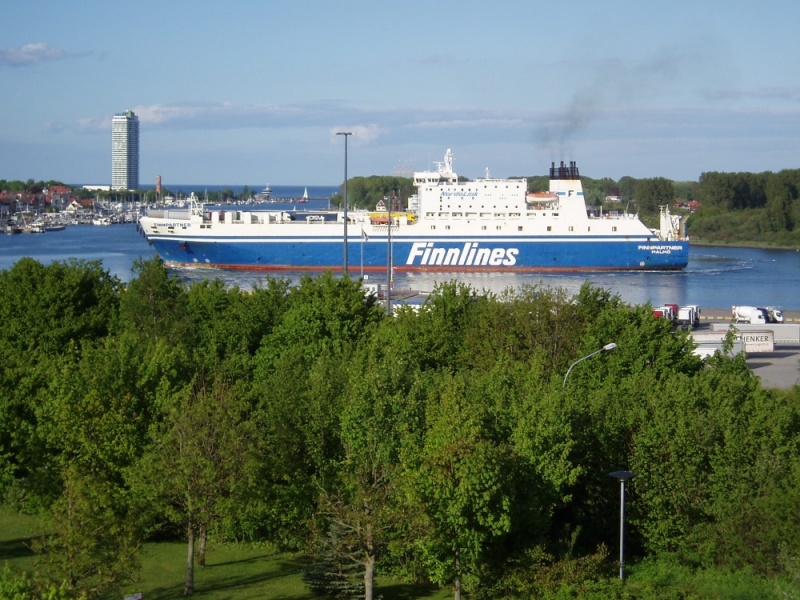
[336,132,352,275]
[562,342,617,388]
[609,470,635,580]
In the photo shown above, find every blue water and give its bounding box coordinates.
[1,224,799,310]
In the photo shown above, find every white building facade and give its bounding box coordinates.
[111,110,139,190]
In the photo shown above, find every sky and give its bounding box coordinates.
[2,1,799,186]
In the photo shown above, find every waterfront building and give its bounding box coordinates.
[111,110,139,190]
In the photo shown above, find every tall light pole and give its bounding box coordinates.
[336,132,352,275]
[610,470,635,580]
[386,191,393,316]
[563,342,617,388]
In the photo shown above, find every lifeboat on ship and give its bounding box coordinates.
[370,213,389,225]
[526,191,559,207]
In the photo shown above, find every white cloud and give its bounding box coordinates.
[328,125,383,145]
[76,116,111,133]
[706,86,800,103]
[133,103,211,124]
[80,101,525,139]
[43,121,67,133]
[0,43,65,66]
[407,118,523,130]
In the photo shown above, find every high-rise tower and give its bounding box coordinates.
[111,110,139,190]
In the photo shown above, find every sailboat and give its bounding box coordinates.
[298,187,308,203]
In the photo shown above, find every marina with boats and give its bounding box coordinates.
[2,206,141,234]
[1,182,331,235]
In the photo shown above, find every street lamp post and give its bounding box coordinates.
[386,191,393,316]
[562,342,617,388]
[336,132,352,275]
[609,470,635,580]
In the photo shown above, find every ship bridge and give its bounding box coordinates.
[413,148,459,185]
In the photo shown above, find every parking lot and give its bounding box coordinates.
[698,309,800,389]
[745,347,800,389]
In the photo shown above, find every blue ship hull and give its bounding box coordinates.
[147,234,688,273]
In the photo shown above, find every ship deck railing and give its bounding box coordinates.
[145,208,195,219]
[588,212,639,220]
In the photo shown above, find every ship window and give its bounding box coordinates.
[569,226,574,232]
[547,226,552,232]
[553,213,559,217]
[431,225,436,230]
[496,226,502,230]
[445,225,450,230]
[518,225,523,231]
[482,225,487,230]
[612,226,617,232]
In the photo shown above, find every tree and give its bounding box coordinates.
[131,376,260,595]
[405,372,517,599]
[628,353,800,577]
[333,176,415,210]
[306,321,416,600]
[697,171,737,210]
[403,281,487,372]
[310,429,396,600]
[117,256,189,345]
[460,283,586,372]
[251,273,384,547]
[635,177,674,213]
[33,465,140,599]
[0,259,120,506]
[0,258,119,358]
[539,300,703,559]
[185,276,291,375]
[761,172,795,233]
[617,176,637,203]
[0,564,81,600]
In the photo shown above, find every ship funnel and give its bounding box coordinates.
[550,160,580,180]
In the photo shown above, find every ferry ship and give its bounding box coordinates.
[139,149,689,273]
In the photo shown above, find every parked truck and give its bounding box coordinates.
[732,305,768,324]
[654,305,676,322]
[762,306,785,323]
[677,305,701,329]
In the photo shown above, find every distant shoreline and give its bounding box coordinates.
[690,239,800,252]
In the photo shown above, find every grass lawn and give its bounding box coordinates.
[130,541,309,599]
[1,509,451,599]
[0,508,40,574]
